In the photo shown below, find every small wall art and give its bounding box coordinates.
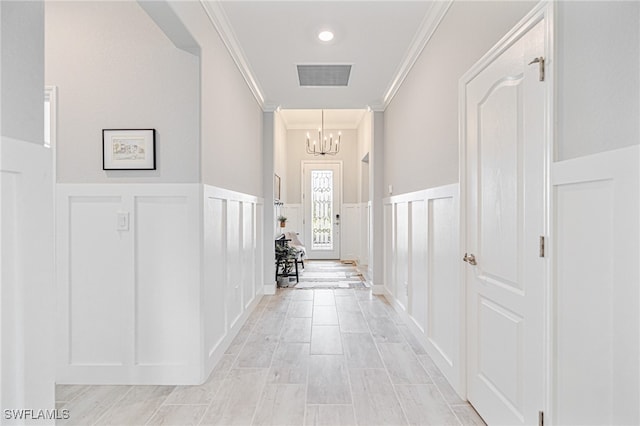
[102,129,156,170]
[274,173,281,200]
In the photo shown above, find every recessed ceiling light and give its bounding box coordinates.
[318,30,334,42]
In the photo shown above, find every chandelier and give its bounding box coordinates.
[305,110,341,156]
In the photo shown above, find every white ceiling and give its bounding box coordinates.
[206,1,449,111]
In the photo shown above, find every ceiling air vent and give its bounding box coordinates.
[297,65,351,87]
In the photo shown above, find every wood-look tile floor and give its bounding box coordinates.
[56,288,486,425]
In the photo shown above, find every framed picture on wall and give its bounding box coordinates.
[274,174,281,200]
[102,129,156,170]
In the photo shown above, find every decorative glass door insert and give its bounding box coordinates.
[311,170,333,250]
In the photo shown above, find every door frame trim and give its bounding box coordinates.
[457,0,554,410]
[300,160,344,259]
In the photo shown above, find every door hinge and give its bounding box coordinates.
[539,236,545,257]
[528,56,545,81]
[538,411,544,426]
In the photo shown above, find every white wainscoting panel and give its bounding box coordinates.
[383,184,461,395]
[552,145,639,425]
[427,196,457,367]
[409,200,427,332]
[242,202,256,309]
[57,184,201,384]
[255,203,264,297]
[135,195,200,367]
[1,137,55,413]
[341,203,360,261]
[68,196,127,366]
[226,200,242,329]
[383,203,394,296]
[203,196,227,361]
[58,184,264,385]
[202,185,264,375]
[359,202,370,267]
[395,202,409,310]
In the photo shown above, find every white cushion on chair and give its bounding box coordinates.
[284,232,306,257]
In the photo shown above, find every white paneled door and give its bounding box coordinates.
[303,162,342,259]
[463,12,549,425]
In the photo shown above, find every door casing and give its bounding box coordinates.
[458,0,554,419]
[301,160,344,260]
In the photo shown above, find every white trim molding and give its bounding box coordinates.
[382,0,453,109]
[1,136,55,413]
[198,0,453,112]
[457,0,554,408]
[200,0,266,108]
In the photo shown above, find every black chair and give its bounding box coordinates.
[275,235,299,285]
[283,232,306,270]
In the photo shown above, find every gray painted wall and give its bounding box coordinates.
[2,1,44,144]
[384,1,639,196]
[556,1,639,160]
[169,1,264,197]
[46,1,200,183]
[384,1,537,195]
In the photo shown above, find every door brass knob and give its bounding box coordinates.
[463,253,477,265]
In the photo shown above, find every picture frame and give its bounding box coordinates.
[102,129,156,170]
[274,174,281,200]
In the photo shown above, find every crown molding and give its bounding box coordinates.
[200,0,266,109]
[262,103,279,113]
[382,0,453,109]
[199,0,451,113]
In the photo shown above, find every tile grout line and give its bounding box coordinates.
[248,290,291,425]
[195,294,270,426]
[60,264,481,426]
[337,288,359,425]
[90,385,135,426]
[357,291,411,426]
[385,297,466,426]
[302,289,313,425]
[414,348,468,424]
[55,384,92,406]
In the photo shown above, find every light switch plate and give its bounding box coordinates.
[117,212,129,231]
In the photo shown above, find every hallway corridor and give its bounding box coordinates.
[55,289,484,425]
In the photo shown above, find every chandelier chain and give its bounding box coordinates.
[305,110,341,156]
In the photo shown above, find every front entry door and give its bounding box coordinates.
[302,162,341,259]
[463,15,548,425]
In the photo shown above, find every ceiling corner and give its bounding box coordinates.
[368,102,386,113]
[263,103,279,112]
[199,0,266,109]
[382,0,454,109]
